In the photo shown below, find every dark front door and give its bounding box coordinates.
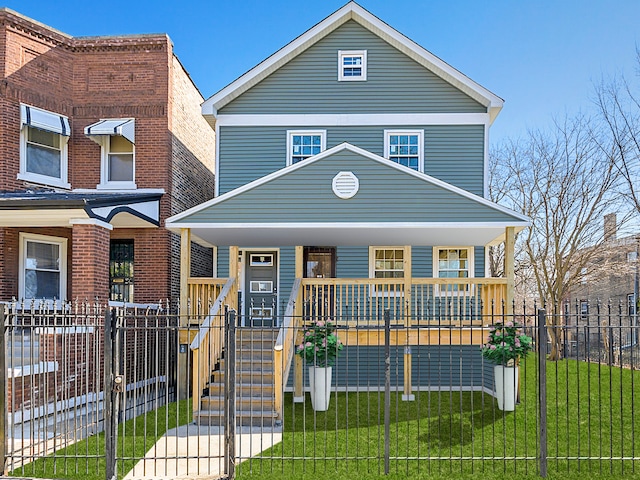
[244,251,278,327]
[303,247,336,319]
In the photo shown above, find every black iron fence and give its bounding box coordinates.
[0,300,639,479]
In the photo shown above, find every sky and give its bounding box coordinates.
[6,0,640,145]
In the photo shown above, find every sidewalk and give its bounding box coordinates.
[124,425,282,480]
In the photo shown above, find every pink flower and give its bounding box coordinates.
[306,342,312,348]
[316,320,325,327]
[490,345,496,350]
[315,346,319,352]
[506,321,514,327]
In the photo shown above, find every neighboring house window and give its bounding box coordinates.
[580,300,589,322]
[19,104,70,189]
[19,233,67,301]
[110,240,134,302]
[580,267,588,285]
[370,247,404,278]
[338,50,367,81]
[286,130,326,165]
[85,118,136,189]
[434,247,473,294]
[384,130,424,171]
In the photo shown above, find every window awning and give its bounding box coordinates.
[84,118,135,144]
[20,104,70,136]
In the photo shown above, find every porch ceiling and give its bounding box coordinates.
[184,222,526,247]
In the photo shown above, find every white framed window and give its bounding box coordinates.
[384,130,424,171]
[85,118,136,189]
[370,247,405,279]
[19,104,70,189]
[433,247,474,295]
[338,50,367,81]
[286,130,326,165]
[19,233,67,301]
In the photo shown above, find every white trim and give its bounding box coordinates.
[72,188,165,194]
[384,129,424,172]
[167,142,530,225]
[19,124,70,190]
[19,233,68,302]
[483,123,489,198]
[216,112,489,127]
[286,130,327,166]
[215,121,221,197]
[69,218,113,230]
[338,49,367,81]
[202,2,503,120]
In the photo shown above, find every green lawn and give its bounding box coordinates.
[9,398,192,480]
[8,356,640,480]
[240,355,640,480]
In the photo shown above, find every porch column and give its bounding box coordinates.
[505,226,515,315]
[403,246,415,401]
[294,245,304,402]
[229,246,239,313]
[70,219,112,302]
[178,228,192,401]
[180,228,191,325]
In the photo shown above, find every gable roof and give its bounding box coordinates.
[202,2,503,124]
[166,143,528,247]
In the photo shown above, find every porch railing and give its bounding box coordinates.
[300,277,508,326]
[189,277,235,413]
[187,277,229,324]
[273,278,302,421]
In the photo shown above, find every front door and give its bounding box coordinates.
[244,251,278,327]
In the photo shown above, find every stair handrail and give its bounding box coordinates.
[273,278,302,420]
[190,277,236,413]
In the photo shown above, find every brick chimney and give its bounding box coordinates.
[604,213,617,242]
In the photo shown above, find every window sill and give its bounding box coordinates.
[17,173,70,190]
[96,182,137,190]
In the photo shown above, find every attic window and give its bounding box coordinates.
[338,50,367,81]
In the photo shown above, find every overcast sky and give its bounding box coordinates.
[7,0,640,144]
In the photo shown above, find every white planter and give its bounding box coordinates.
[494,365,518,411]
[308,366,332,411]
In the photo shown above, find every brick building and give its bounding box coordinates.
[0,8,216,305]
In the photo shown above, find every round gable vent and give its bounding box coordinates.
[332,171,359,199]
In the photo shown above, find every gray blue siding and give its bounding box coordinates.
[287,345,492,390]
[220,21,485,115]
[188,150,517,224]
[218,124,485,195]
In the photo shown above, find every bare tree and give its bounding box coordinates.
[595,47,640,214]
[492,115,619,360]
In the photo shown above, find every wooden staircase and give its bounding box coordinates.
[196,328,280,427]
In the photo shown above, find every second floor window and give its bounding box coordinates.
[384,130,424,171]
[19,104,70,189]
[85,118,136,189]
[287,130,326,165]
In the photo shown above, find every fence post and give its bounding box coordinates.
[104,308,119,480]
[225,309,237,479]
[384,309,390,475]
[537,308,548,478]
[0,307,7,475]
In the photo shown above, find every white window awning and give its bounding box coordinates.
[84,118,135,144]
[20,104,70,136]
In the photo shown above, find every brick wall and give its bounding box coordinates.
[71,223,110,302]
[0,10,216,304]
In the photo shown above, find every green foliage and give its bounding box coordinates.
[480,321,533,365]
[296,320,344,367]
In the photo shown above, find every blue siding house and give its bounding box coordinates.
[167,2,529,422]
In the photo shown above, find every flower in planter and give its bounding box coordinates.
[296,319,344,367]
[481,321,533,366]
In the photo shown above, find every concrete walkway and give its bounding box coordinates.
[124,425,282,480]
